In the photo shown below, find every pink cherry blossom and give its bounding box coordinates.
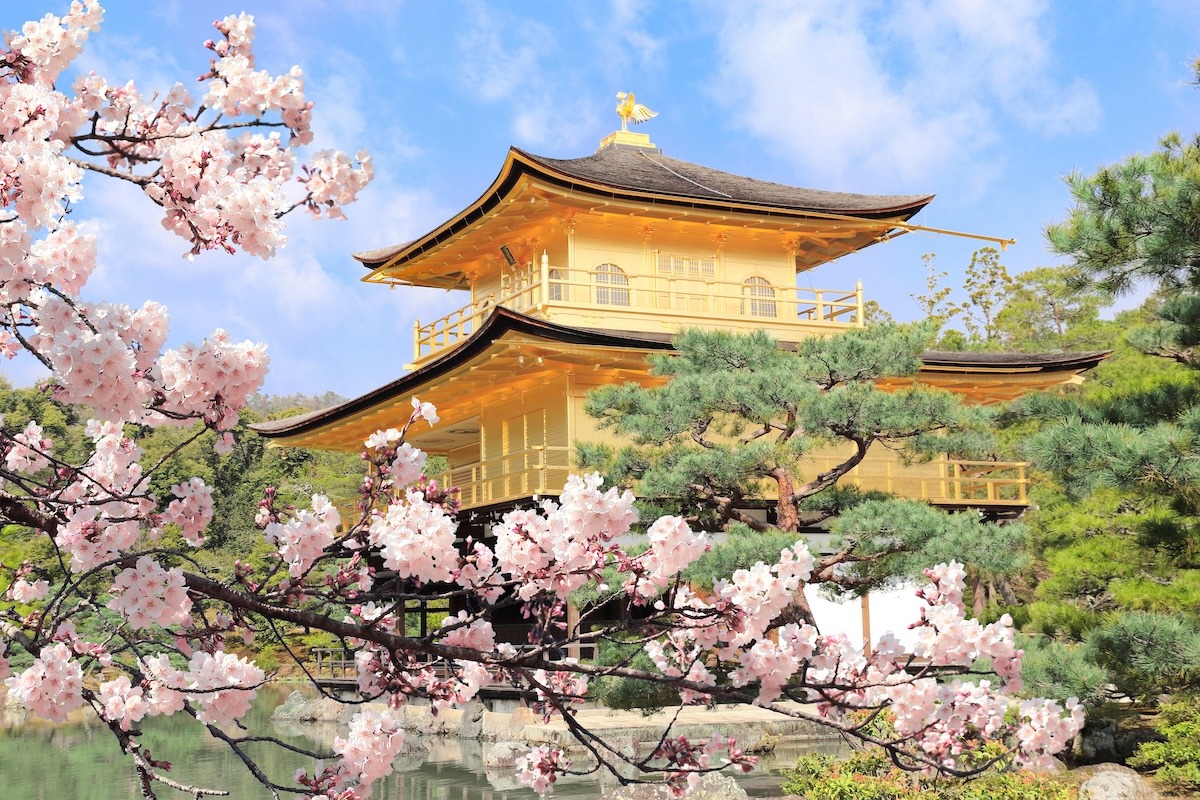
[107,556,192,629]
[9,577,50,602]
[410,396,439,426]
[367,490,457,584]
[333,710,406,794]
[98,674,149,730]
[163,476,214,546]
[265,494,340,577]
[4,642,83,723]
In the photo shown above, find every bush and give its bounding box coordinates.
[781,750,1077,800]
[1129,693,1200,793]
[1084,612,1200,701]
[590,638,682,711]
[1018,635,1110,709]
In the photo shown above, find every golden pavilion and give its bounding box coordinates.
[255,120,1105,529]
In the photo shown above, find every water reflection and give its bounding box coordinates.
[1,687,840,799]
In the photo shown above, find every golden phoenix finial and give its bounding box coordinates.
[616,91,657,132]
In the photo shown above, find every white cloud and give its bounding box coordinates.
[609,0,666,69]
[454,1,600,150]
[711,0,1099,189]
[457,1,552,103]
[512,92,601,150]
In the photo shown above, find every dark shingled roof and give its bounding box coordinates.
[918,350,1112,370]
[254,308,1111,440]
[353,144,934,271]
[520,145,933,215]
[252,309,675,438]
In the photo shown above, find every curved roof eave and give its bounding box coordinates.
[353,147,934,274]
[918,349,1113,372]
[252,307,675,440]
[255,310,1112,442]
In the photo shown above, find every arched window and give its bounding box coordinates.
[594,263,630,306]
[548,268,566,302]
[743,276,777,318]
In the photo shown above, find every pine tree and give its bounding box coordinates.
[582,324,1024,615]
[1019,89,1200,700]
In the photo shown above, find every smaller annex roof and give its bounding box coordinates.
[254,307,1111,447]
[352,143,934,276]
[918,350,1112,371]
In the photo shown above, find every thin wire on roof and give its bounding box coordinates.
[637,150,732,199]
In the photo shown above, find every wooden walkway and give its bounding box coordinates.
[308,648,533,700]
[311,647,360,689]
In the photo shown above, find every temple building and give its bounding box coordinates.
[254,113,1106,648]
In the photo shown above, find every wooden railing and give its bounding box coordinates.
[411,258,864,363]
[430,452,1026,510]
[937,460,1028,505]
[311,647,358,685]
[337,454,1026,517]
[431,446,574,508]
[803,456,1029,507]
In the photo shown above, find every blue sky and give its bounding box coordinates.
[6,1,1200,397]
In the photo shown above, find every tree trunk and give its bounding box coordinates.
[969,567,985,618]
[773,581,820,632]
[775,470,799,533]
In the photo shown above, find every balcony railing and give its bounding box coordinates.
[338,453,1027,517]
[937,460,1028,505]
[412,259,864,363]
[804,456,1028,507]
[433,452,1026,510]
[432,446,574,508]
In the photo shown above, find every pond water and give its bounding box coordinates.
[0,686,839,799]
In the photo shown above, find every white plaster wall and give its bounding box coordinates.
[805,582,925,652]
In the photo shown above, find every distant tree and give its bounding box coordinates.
[862,299,894,325]
[994,266,1105,352]
[911,252,963,327]
[246,391,348,416]
[960,247,1013,345]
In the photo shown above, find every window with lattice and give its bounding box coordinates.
[594,263,630,306]
[548,268,566,302]
[743,275,778,318]
[656,252,716,277]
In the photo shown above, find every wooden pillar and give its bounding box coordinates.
[566,602,581,661]
[861,593,872,657]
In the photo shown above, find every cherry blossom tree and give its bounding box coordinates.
[0,4,1082,799]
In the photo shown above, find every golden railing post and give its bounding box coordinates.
[413,319,421,362]
[540,250,550,308]
[856,280,865,327]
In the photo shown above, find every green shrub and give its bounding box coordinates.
[1129,693,1200,793]
[590,638,681,711]
[781,749,1077,800]
[1018,635,1110,709]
